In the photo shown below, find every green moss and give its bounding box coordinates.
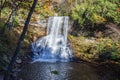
[69,35,120,60]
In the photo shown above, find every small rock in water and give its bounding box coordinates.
[51,70,59,75]
[16,59,22,64]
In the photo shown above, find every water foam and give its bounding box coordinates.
[31,16,72,62]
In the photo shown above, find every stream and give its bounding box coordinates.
[18,62,100,80]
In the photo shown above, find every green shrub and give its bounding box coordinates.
[71,0,120,27]
[69,35,120,60]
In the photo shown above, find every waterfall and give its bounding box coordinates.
[31,16,72,62]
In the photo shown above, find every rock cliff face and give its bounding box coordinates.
[104,23,120,41]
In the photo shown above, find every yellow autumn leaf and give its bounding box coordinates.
[93,13,106,23]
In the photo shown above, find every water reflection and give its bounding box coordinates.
[19,62,100,80]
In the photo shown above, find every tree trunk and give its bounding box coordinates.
[1,2,20,34]
[4,0,38,80]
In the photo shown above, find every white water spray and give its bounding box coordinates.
[31,16,72,62]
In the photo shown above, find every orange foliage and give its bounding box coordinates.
[43,0,57,15]
[117,8,120,12]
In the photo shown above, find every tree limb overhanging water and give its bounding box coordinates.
[4,0,38,80]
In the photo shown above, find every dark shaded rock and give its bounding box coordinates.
[99,52,112,60]
[70,31,78,36]
[104,23,120,41]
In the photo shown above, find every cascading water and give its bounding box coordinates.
[31,16,72,62]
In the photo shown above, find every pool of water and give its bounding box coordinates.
[18,62,100,80]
